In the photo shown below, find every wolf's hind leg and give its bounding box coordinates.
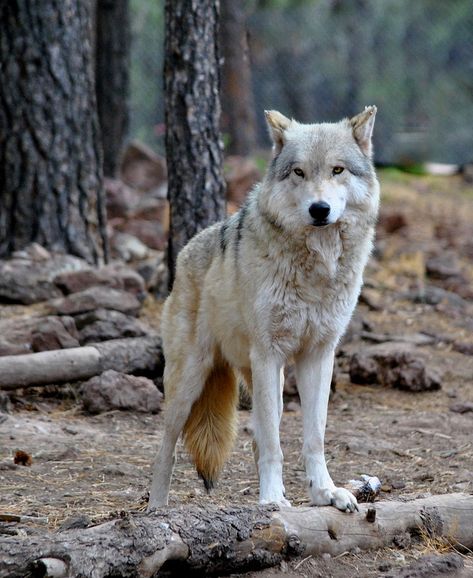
[148,360,208,510]
[295,346,358,513]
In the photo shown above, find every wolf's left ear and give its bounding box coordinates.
[350,105,377,157]
[265,110,291,154]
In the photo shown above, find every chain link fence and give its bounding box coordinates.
[130,0,473,164]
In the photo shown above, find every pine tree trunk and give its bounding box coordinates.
[164,0,226,289]
[0,0,108,265]
[220,0,257,156]
[95,0,130,177]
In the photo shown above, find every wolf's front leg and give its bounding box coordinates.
[295,346,358,513]
[251,350,290,507]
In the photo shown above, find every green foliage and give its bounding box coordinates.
[128,0,473,163]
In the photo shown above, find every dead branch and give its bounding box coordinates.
[0,494,472,577]
[0,336,162,390]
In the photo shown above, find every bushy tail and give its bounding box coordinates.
[182,360,238,490]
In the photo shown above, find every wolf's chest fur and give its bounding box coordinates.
[261,226,367,357]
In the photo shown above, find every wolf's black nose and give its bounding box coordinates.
[309,201,331,221]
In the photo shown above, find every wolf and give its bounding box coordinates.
[148,106,379,512]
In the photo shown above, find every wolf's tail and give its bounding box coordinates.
[182,360,238,490]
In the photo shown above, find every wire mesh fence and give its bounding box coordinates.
[130,0,473,165]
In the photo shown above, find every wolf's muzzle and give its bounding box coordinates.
[309,201,330,226]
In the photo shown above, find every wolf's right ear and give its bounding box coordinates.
[265,110,291,154]
[350,105,377,157]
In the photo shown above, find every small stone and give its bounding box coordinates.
[120,141,167,192]
[31,316,80,352]
[50,287,141,317]
[390,480,406,490]
[349,343,442,392]
[378,561,392,572]
[59,515,91,531]
[285,401,300,412]
[75,308,148,344]
[449,401,473,414]
[81,370,163,414]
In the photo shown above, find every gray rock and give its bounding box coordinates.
[349,344,442,392]
[0,315,79,355]
[75,308,148,344]
[120,140,167,193]
[50,287,141,317]
[31,316,80,352]
[81,370,162,414]
[110,232,149,262]
[0,245,88,304]
[54,264,146,300]
[393,553,463,578]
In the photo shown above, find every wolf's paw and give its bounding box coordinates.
[310,485,358,513]
[260,496,292,508]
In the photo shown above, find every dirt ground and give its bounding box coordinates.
[1,170,473,577]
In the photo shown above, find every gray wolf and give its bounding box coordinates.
[148,106,379,512]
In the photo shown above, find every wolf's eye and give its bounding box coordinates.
[293,168,305,178]
[332,166,344,175]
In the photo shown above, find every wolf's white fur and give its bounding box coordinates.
[149,107,379,512]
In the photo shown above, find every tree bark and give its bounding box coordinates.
[220,0,257,156]
[1,495,472,577]
[164,0,226,289]
[0,0,108,264]
[0,336,163,389]
[95,0,130,177]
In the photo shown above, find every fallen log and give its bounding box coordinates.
[0,336,163,389]
[0,494,472,577]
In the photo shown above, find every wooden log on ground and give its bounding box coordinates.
[0,336,163,390]
[0,494,472,578]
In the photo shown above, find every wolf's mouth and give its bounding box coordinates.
[312,219,330,227]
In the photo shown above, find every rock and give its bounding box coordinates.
[58,515,92,531]
[377,210,408,235]
[224,156,261,206]
[0,392,12,413]
[449,401,473,414]
[81,370,163,414]
[135,253,168,297]
[407,285,467,309]
[50,287,141,317]
[104,178,142,219]
[393,553,463,578]
[31,316,80,352]
[54,264,146,300]
[0,315,79,356]
[0,245,89,304]
[341,311,373,345]
[114,218,166,251]
[110,232,149,262]
[120,140,167,192]
[130,197,169,227]
[74,308,149,344]
[349,344,442,392]
[426,254,462,280]
[452,341,473,356]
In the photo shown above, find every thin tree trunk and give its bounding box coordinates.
[0,0,108,264]
[95,0,130,177]
[220,0,257,156]
[164,0,226,289]
[1,495,472,577]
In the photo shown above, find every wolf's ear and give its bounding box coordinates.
[350,105,377,157]
[265,110,291,154]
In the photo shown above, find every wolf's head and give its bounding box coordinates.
[259,107,379,234]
